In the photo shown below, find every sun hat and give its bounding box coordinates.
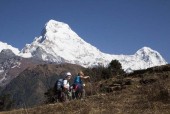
[65,72,72,76]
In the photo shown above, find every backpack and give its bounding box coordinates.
[54,78,64,91]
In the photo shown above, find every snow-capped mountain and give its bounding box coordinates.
[0,41,20,55]
[0,42,46,86]
[0,48,21,86]
[0,49,47,86]
[19,20,167,72]
[20,20,107,65]
[0,42,21,86]
[116,47,167,72]
[20,20,167,71]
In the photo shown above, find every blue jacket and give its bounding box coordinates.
[74,76,83,85]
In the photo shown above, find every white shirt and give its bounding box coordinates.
[63,79,70,89]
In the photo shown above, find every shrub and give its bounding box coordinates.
[83,66,106,81]
[101,68,112,79]
[139,80,170,103]
[44,88,56,104]
[108,60,125,76]
[84,60,125,81]
[0,94,14,111]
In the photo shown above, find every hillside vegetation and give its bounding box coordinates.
[0,64,170,114]
[0,63,84,108]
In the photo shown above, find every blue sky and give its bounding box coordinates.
[0,0,170,63]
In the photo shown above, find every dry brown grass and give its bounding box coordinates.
[1,67,170,114]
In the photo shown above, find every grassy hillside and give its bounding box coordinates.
[0,63,84,108]
[0,64,170,114]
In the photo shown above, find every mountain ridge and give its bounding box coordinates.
[0,19,167,72]
[19,20,167,71]
[0,41,20,55]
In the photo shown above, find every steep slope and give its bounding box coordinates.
[1,64,84,108]
[0,49,22,86]
[0,48,47,86]
[20,20,107,66]
[20,20,167,71]
[20,20,167,72]
[116,47,167,72]
[0,41,19,55]
[1,64,170,114]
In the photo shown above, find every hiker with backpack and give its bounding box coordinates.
[72,71,90,99]
[55,72,72,102]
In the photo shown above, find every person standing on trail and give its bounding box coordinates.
[55,72,72,102]
[63,72,72,90]
[63,72,72,100]
[73,71,90,99]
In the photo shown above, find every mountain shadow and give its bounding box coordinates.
[0,63,84,108]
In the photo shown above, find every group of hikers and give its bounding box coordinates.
[54,71,90,102]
